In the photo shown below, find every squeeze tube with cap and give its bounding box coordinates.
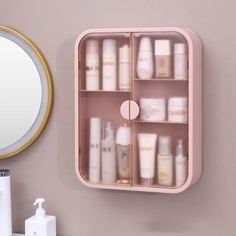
[85,40,99,90]
[25,198,56,236]
[102,39,117,90]
[101,121,116,184]
[157,136,174,186]
[116,123,131,182]
[138,133,157,185]
[89,117,101,183]
[119,45,130,90]
[175,139,187,187]
[174,43,187,80]
[137,37,154,79]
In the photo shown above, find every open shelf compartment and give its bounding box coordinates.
[75,28,202,193]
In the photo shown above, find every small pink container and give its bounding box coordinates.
[75,27,202,193]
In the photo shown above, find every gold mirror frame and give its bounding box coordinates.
[0,26,53,159]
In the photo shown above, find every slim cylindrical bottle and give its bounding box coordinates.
[175,139,187,187]
[85,40,99,90]
[101,121,116,184]
[116,123,131,182]
[119,45,130,90]
[102,39,117,91]
[0,170,12,236]
[89,117,101,183]
[137,37,154,79]
[174,43,187,80]
[157,136,174,186]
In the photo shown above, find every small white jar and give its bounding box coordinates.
[140,98,166,121]
[168,97,188,122]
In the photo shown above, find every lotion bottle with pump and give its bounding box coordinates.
[175,139,187,187]
[137,37,154,79]
[157,136,174,186]
[25,198,56,236]
[101,121,116,184]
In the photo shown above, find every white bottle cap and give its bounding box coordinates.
[103,121,114,140]
[116,123,131,145]
[155,40,171,56]
[90,117,101,139]
[119,45,130,62]
[103,39,117,55]
[139,37,152,52]
[86,39,99,55]
[140,98,165,106]
[168,97,187,106]
[176,139,184,156]
[159,136,172,155]
[174,43,187,54]
[33,198,46,220]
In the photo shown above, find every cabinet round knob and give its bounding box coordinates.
[120,100,140,120]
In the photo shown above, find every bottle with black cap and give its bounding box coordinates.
[0,169,12,236]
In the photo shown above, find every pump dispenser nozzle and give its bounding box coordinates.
[104,121,114,140]
[176,139,184,156]
[34,198,46,219]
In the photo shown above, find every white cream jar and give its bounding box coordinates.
[168,97,187,122]
[140,98,166,121]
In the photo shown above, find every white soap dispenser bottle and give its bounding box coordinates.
[25,198,56,236]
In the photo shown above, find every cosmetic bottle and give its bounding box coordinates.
[89,117,101,183]
[174,43,187,80]
[102,39,117,91]
[137,37,154,79]
[101,121,116,184]
[175,139,187,187]
[157,136,173,186]
[0,170,12,236]
[85,39,100,90]
[168,97,188,122]
[119,45,130,90]
[116,123,131,183]
[138,133,157,185]
[25,198,56,236]
[155,40,171,78]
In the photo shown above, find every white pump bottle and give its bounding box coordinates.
[25,198,56,236]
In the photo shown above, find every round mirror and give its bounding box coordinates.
[0,26,53,159]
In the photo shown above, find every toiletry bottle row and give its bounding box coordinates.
[89,118,131,184]
[139,97,188,122]
[137,37,188,80]
[85,39,130,91]
[138,134,187,187]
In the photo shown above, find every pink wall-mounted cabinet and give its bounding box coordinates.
[75,28,202,193]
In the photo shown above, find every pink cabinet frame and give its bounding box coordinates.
[75,27,202,193]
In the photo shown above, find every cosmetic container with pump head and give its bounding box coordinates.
[157,136,174,186]
[175,139,187,187]
[25,198,56,236]
[85,39,100,90]
[102,39,117,91]
[137,37,154,79]
[101,121,116,184]
[0,169,12,236]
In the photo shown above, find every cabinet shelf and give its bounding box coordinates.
[80,90,131,93]
[134,78,188,82]
[134,120,188,125]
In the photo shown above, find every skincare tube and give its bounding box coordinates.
[89,117,101,183]
[138,133,157,185]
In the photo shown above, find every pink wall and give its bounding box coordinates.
[0,0,235,235]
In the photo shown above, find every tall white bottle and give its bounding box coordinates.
[0,170,12,236]
[119,45,130,90]
[137,37,154,79]
[25,198,56,236]
[89,117,101,183]
[175,139,187,187]
[174,43,187,80]
[86,40,100,90]
[101,121,116,184]
[102,39,117,90]
[157,136,174,186]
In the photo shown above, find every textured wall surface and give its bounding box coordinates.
[0,0,235,235]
